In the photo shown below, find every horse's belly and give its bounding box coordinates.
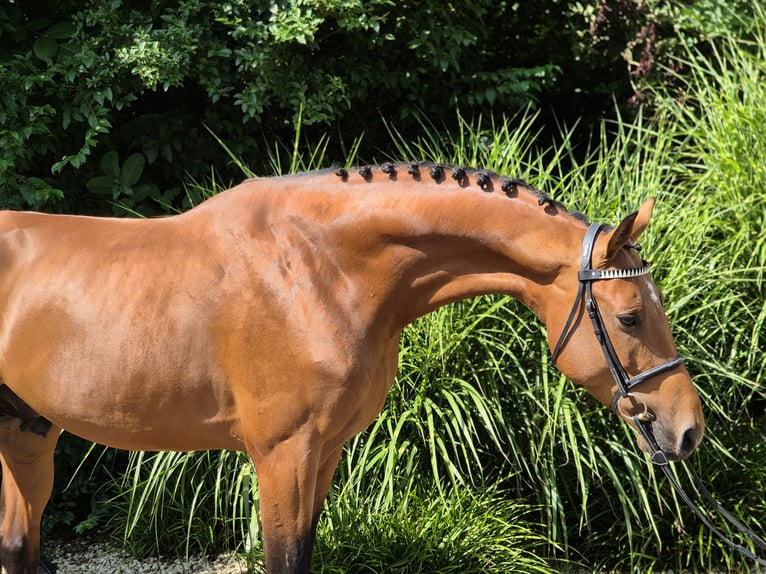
[29,379,245,452]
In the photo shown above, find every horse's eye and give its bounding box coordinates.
[618,314,640,328]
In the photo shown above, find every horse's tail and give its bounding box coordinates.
[0,384,52,436]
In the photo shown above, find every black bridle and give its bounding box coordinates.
[552,222,766,566]
[551,222,684,465]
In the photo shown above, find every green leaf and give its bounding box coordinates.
[46,22,77,40]
[120,153,145,187]
[27,18,51,33]
[86,175,116,195]
[116,183,132,198]
[32,36,58,62]
[18,177,64,208]
[101,150,120,179]
[143,140,159,164]
[132,183,159,202]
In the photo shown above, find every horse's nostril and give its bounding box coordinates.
[680,427,698,457]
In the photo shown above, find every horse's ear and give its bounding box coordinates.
[595,198,655,264]
[631,197,655,242]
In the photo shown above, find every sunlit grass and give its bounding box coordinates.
[314,486,556,574]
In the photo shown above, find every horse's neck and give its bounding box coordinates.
[229,166,585,331]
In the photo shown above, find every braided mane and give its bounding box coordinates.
[318,161,589,224]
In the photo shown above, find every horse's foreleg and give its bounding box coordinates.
[0,422,59,574]
[310,445,344,537]
[250,434,344,574]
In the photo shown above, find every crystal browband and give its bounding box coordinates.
[578,264,651,282]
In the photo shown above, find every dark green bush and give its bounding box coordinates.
[5,1,763,215]
[43,433,126,540]
[2,0,687,215]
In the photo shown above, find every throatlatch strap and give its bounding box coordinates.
[550,279,585,363]
[550,224,603,363]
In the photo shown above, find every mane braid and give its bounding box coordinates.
[321,162,590,224]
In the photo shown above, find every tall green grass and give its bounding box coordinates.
[110,450,260,561]
[313,487,554,574]
[87,3,766,571]
[644,7,766,569]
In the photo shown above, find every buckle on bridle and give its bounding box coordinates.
[608,355,686,414]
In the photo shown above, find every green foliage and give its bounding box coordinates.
[8,0,761,214]
[1,0,632,213]
[42,434,124,540]
[639,15,766,569]
[85,150,165,209]
[110,449,261,563]
[314,487,554,574]
[336,297,518,508]
[596,0,764,105]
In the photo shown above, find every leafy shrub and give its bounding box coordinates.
[587,0,762,105]
[18,0,745,215]
[0,0,566,214]
[43,433,126,540]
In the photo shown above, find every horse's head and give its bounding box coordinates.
[549,198,704,462]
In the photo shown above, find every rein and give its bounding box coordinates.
[553,222,766,567]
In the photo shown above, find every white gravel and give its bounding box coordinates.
[43,538,258,573]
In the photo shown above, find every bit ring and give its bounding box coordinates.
[617,392,655,423]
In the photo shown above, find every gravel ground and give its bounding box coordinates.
[42,538,258,574]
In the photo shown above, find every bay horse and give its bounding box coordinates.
[0,162,704,574]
